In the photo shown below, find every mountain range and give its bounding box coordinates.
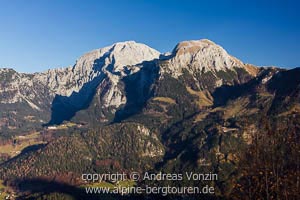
[0,40,258,129]
[0,39,299,199]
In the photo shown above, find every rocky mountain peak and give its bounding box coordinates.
[163,39,245,77]
[32,41,161,98]
[101,40,161,72]
[74,40,160,73]
[172,39,216,55]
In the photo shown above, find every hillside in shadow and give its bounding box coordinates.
[45,56,109,125]
[113,60,160,122]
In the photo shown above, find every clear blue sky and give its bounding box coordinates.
[0,0,299,73]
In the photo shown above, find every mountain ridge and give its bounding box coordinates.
[0,39,291,130]
[2,39,283,75]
